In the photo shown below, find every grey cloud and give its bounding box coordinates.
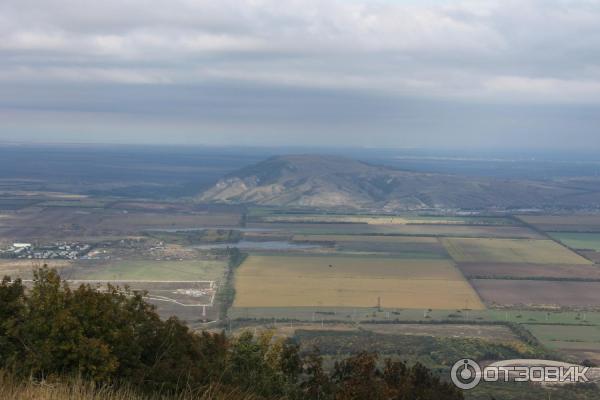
[1,0,600,148]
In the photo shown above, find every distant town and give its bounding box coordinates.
[0,242,91,260]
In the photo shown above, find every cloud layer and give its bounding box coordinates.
[1,0,600,147]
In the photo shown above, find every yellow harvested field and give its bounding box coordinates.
[292,234,438,244]
[442,238,592,264]
[233,255,484,310]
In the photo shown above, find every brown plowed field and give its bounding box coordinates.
[472,279,600,308]
[458,262,600,279]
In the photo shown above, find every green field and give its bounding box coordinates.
[550,232,600,251]
[75,260,227,281]
[442,237,592,264]
[524,324,600,347]
[523,323,600,361]
[229,306,600,325]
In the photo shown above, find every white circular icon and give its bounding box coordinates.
[451,358,482,390]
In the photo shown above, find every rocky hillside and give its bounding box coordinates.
[197,155,591,211]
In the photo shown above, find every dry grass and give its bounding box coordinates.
[0,259,72,280]
[441,237,592,264]
[233,255,484,310]
[0,372,265,400]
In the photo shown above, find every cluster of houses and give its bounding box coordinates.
[0,242,91,260]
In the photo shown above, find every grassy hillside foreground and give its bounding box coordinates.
[0,373,261,400]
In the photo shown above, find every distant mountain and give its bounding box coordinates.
[197,155,598,211]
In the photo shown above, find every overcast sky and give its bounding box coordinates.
[1,0,600,149]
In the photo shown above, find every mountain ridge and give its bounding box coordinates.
[197,154,593,211]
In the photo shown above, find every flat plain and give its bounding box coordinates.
[233,254,484,309]
[458,262,600,279]
[292,234,448,258]
[523,324,600,363]
[549,232,600,251]
[292,234,439,244]
[519,215,600,232]
[70,259,227,281]
[442,237,592,264]
[0,259,72,279]
[1,207,241,240]
[472,279,600,308]
[259,214,515,226]
[265,322,519,343]
[249,222,542,238]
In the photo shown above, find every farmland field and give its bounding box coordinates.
[458,262,600,279]
[0,198,42,210]
[293,234,440,244]
[97,212,241,230]
[442,237,591,264]
[485,309,600,324]
[549,232,600,251]
[249,222,542,238]
[519,215,600,232]
[472,279,600,308]
[258,214,515,226]
[267,322,520,342]
[523,324,600,363]
[524,324,600,348]
[70,259,227,281]
[292,234,448,258]
[292,329,535,367]
[353,323,519,341]
[233,255,484,309]
[0,207,241,240]
[580,250,600,263]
